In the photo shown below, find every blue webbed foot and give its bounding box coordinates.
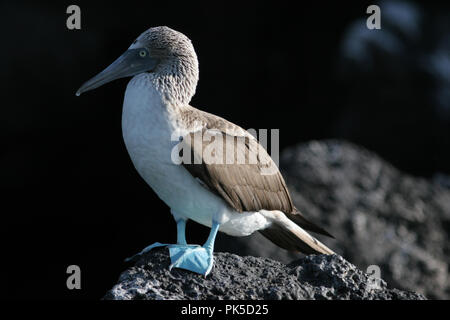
[168,221,220,276]
[125,220,220,276]
[124,243,214,275]
[168,245,214,276]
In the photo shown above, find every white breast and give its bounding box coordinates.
[121,74,271,236]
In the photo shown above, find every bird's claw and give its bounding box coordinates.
[124,242,167,262]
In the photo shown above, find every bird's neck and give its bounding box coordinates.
[149,56,199,108]
[124,69,198,132]
[124,55,199,135]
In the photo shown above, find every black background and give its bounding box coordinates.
[1,1,449,299]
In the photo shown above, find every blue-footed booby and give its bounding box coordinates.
[76,26,334,276]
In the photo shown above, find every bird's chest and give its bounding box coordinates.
[122,81,180,185]
[120,79,215,218]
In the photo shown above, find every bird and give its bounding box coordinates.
[76,26,334,276]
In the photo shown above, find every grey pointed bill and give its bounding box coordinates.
[76,48,158,96]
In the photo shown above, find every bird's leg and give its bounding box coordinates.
[176,219,187,245]
[167,218,198,249]
[168,220,220,276]
[202,220,220,253]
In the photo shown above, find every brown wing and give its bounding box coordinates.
[178,126,294,213]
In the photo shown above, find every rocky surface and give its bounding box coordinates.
[104,248,424,300]
[216,140,450,299]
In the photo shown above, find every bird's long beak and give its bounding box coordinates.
[76,49,158,96]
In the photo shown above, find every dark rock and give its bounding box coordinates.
[104,248,424,300]
[216,140,450,299]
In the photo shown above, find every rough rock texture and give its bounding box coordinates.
[216,140,450,299]
[104,248,424,300]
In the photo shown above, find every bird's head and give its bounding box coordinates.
[76,26,199,102]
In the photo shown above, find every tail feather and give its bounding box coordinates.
[288,208,334,238]
[259,210,334,255]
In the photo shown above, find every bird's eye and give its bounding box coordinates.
[139,49,147,57]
